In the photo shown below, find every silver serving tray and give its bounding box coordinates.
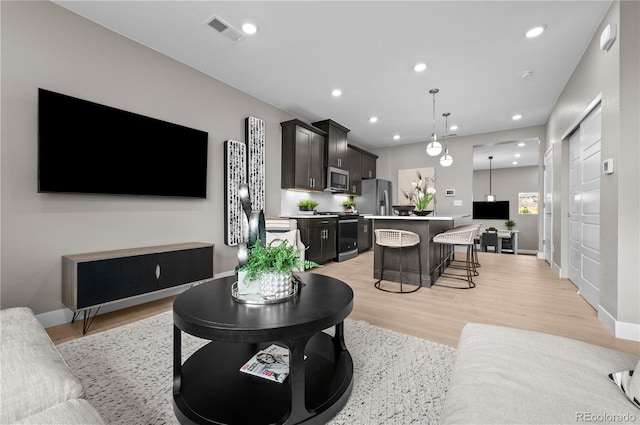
[231,279,300,305]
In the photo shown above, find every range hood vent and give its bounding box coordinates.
[206,16,244,42]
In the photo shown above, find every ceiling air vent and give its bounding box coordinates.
[206,16,244,42]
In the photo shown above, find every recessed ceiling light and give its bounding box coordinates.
[515,153,521,158]
[518,142,526,147]
[512,114,523,120]
[331,89,342,97]
[413,63,427,72]
[512,161,519,165]
[526,25,546,38]
[450,125,458,131]
[369,116,378,123]
[241,23,258,35]
[393,135,400,140]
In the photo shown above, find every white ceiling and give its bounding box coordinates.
[54,0,611,170]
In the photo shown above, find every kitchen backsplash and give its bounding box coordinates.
[280,190,352,216]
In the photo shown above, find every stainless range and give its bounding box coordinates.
[318,212,359,262]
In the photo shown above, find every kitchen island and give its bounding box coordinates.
[367,215,468,288]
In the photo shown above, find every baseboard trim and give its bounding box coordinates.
[551,261,561,277]
[599,306,640,342]
[37,270,237,328]
[536,251,545,259]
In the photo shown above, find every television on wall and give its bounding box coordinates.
[472,201,510,220]
[38,88,209,198]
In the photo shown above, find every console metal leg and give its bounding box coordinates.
[71,307,100,335]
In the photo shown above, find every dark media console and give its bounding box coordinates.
[62,242,214,333]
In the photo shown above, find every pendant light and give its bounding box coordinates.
[425,88,442,156]
[485,156,497,202]
[439,112,453,167]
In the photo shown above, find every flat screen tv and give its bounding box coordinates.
[38,88,208,198]
[472,201,510,220]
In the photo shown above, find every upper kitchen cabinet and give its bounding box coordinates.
[361,150,378,179]
[312,119,349,169]
[346,145,362,195]
[281,120,327,191]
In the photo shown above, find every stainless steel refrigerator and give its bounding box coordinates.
[356,179,392,216]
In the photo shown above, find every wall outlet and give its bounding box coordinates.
[445,189,455,196]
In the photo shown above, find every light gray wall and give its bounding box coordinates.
[370,126,545,237]
[0,1,294,314]
[472,166,538,251]
[545,1,639,326]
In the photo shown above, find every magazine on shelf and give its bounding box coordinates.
[239,344,291,383]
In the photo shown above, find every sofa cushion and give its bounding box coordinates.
[609,359,640,409]
[441,323,640,424]
[13,399,104,425]
[0,307,85,423]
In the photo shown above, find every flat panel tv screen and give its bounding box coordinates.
[472,201,510,220]
[38,88,208,198]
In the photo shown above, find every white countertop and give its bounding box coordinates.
[368,215,458,221]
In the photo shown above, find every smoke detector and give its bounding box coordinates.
[206,16,244,42]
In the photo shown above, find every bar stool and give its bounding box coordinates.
[432,227,477,289]
[449,224,481,272]
[374,229,422,293]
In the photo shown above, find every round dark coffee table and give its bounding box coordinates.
[172,273,354,425]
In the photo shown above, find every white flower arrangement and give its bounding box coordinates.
[403,172,436,211]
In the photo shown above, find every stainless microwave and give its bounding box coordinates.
[326,167,349,192]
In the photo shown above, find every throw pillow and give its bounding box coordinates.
[609,359,640,409]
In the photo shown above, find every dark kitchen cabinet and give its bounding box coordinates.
[358,217,372,252]
[312,119,349,169]
[361,151,378,180]
[297,218,337,264]
[346,145,362,195]
[281,120,326,191]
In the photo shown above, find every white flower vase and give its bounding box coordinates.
[236,270,293,303]
[259,270,293,300]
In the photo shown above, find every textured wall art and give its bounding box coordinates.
[224,140,247,246]
[245,117,265,211]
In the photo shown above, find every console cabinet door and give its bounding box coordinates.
[157,246,214,289]
[77,254,159,309]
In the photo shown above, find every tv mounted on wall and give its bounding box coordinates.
[38,88,209,198]
[472,201,510,220]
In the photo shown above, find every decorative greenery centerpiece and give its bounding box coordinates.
[298,199,318,211]
[402,172,436,212]
[342,200,356,212]
[504,220,516,230]
[237,239,318,302]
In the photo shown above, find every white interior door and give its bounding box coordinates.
[568,105,601,309]
[543,148,553,264]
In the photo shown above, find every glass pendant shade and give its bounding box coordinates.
[426,140,442,156]
[440,150,453,167]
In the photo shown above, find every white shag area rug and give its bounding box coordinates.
[58,312,455,425]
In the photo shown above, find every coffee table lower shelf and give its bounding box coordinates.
[173,331,353,425]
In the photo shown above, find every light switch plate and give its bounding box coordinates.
[454,200,463,206]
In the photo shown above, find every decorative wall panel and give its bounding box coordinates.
[245,116,265,211]
[224,140,247,246]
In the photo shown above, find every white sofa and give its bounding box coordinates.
[441,323,639,424]
[0,307,104,424]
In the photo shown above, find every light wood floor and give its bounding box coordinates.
[47,251,640,355]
